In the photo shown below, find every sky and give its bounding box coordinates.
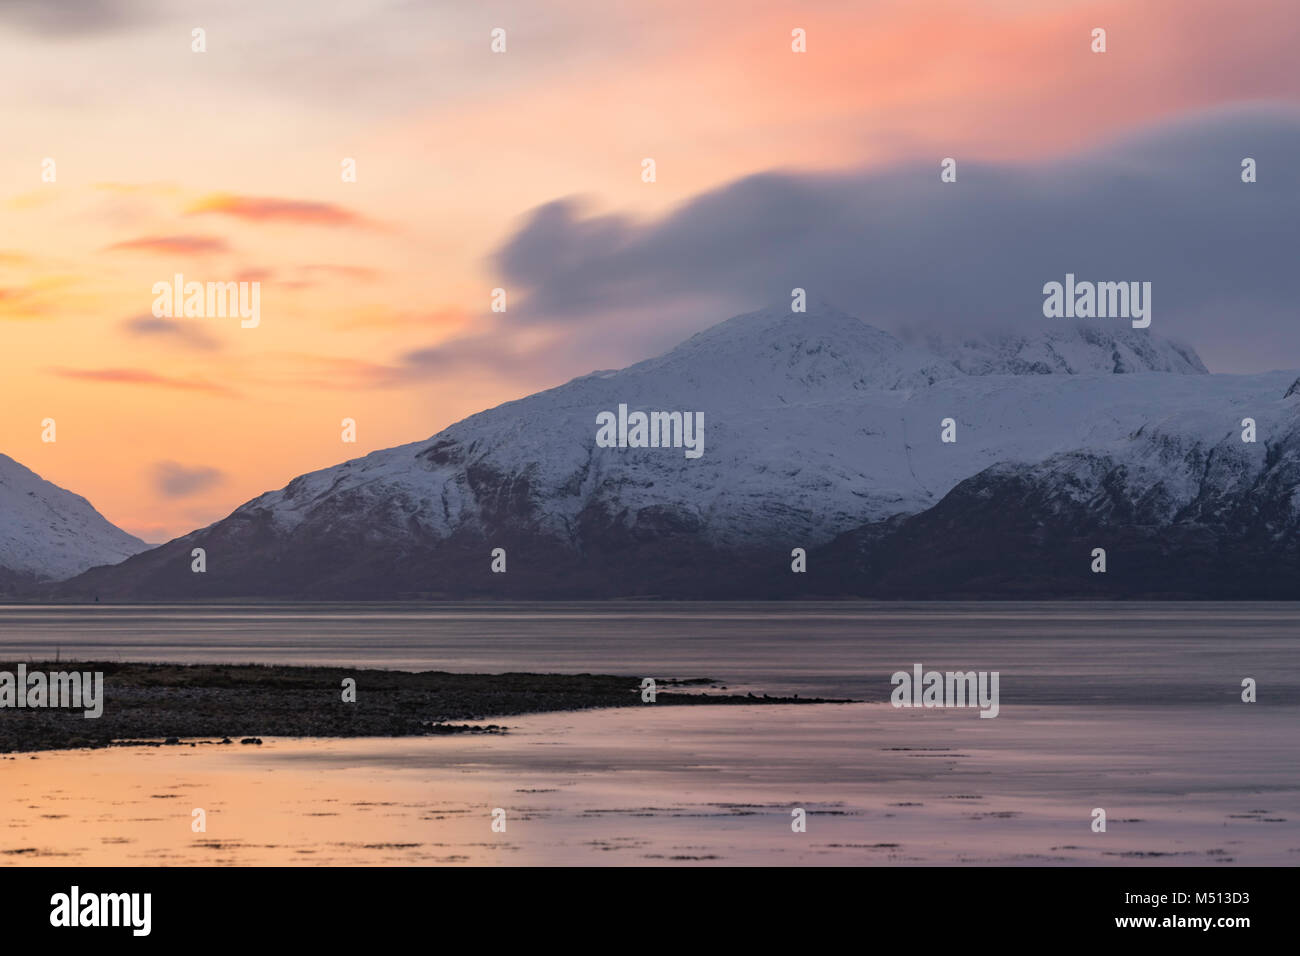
[2,0,1298,542]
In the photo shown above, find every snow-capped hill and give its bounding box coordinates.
[227,303,960,544]
[59,303,1300,599]
[623,303,960,398]
[901,322,1208,376]
[813,374,1300,597]
[0,453,147,585]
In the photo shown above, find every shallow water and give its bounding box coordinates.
[4,704,1297,865]
[1,603,1297,865]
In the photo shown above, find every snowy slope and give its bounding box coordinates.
[61,304,1300,598]
[814,378,1300,597]
[242,304,965,546]
[0,454,148,584]
[899,323,1208,376]
[239,306,1268,546]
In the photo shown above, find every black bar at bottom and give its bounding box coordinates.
[0,865,1281,942]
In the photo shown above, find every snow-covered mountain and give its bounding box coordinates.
[0,454,147,591]
[59,304,1300,599]
[814,399,1300,598]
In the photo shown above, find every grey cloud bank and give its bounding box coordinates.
[490,104,1300,374]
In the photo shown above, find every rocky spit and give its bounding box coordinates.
[0,661,851,753]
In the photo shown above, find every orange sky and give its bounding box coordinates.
[2,0,1297,541]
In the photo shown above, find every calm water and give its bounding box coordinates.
[2,603,1298,865]
[1,601,1298,702]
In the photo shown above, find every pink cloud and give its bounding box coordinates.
[105,234,230,254]
[187,193,378,228]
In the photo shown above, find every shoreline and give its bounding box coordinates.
[0,661,853,754]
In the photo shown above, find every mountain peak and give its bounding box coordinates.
[0,453,148,585]
[622,303,959,397]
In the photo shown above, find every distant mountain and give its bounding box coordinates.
[57,304,1300,599]
[0,454,147,594]
[812,426,1300,599]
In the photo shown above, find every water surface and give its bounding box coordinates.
[2,603,1296,865]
